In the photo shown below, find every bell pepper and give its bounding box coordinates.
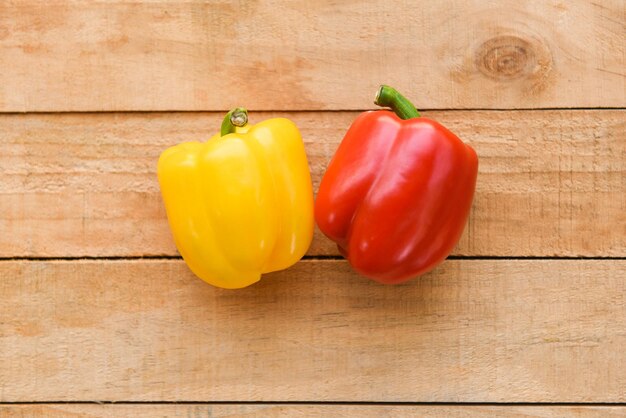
[158,108,314,289]
[315,86,478,284]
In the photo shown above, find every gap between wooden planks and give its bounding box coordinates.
[1,404,625,418]
[0,110,624,258]
[0,1,623,111]
[1,259,624,402]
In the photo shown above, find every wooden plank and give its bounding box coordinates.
[1,110,624,257]
[0,1,623,112]
[0,259,624,402]
[1,404,625,418]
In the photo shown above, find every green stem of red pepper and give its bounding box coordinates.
[220,107,248,136]
[374,85,421,119]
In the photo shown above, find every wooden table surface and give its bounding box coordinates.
[1,1,624,417]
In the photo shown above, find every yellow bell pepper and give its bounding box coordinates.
[158,108,314,289]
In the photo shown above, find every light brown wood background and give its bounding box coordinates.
[0,1,624,417]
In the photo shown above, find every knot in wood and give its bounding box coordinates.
[476,36,534,80]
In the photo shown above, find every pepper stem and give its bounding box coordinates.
[220,107,248,136]
[374,85,421,119]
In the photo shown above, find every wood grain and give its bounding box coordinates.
[0,1,623,112]
[1,259,624,402]
[2,404,625,418]
[1,110,624,258]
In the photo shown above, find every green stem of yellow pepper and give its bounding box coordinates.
[221,107,248,136]
[374,85,421,119]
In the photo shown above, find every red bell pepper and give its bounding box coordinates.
[315,86,478,284]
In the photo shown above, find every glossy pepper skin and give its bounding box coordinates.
[315,86,478,284]
[158,108,314,289]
